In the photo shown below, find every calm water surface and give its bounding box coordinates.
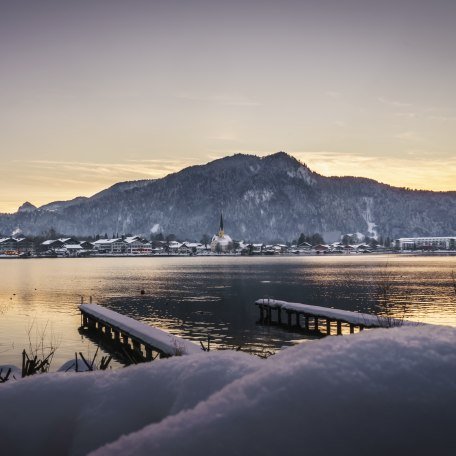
[1,255,455,368]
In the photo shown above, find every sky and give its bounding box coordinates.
[1,0,455,213]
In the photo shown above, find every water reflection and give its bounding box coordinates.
[0,255,455,368]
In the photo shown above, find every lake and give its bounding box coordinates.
[1,254,455,369]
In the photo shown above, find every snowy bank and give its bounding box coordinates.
[1,325,455,456]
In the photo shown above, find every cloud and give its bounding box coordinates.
[395,131,422,142]
[427,115,456,122]
[292,151,456,191]
[205,148,456,192]
[19,158,193,181]
[0,158,196,212]
[325,91,341,99]
[394,112,418,119]
[378,96,412,108]
[174,92,261,107]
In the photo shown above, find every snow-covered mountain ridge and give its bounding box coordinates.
[1,152,455,241]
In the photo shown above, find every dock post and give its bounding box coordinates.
[267,306,272,324]
[349,324,355,334]
[259,305,265,322]
[337,321,342,335]
[145,346,153,361]
[326,319,331,335]
[132,339,141,354]
[359,325,364,331]
[287,311,292,327]
[296,313,301,328]
[277,308,282,324]
[121,333,129,347]
[304,315,309,331]
[113,330,120,342]
[314,317,319,331]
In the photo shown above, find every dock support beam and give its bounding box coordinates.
[255,301,383,338]
[326,319,331,335]
[287,311,292,327]
[337,321,342,335]
[132,340,141,355]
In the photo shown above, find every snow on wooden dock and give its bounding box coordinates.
[79,303,202,356]
[255,298,420,330]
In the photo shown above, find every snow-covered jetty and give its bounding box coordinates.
[255,299,419,335]
[79,303,202,359]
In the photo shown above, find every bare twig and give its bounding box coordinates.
[77,347,112,370]
[22,319,60,376]
[374,262,411,327]
[0,368,12,383]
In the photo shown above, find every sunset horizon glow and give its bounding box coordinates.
[1,0,455,212]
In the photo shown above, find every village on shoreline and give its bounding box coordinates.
[1,232,455,258]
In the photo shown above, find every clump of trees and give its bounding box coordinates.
[294,233,325,246]
[200,234,211,247]
[341,234,391,248]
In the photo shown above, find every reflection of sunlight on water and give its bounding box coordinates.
[184,296,221,302]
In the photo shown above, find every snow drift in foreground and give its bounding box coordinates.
[1,326,455,456]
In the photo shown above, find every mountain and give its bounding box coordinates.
[17,201,37,213]
[1,152,455,241]
[39,197,89,212]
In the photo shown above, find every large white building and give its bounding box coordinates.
[124,236,152,254]
[211,213,233,252]
[93,238,127,254]
[395,236,456,250]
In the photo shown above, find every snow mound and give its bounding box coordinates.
[93,326,456,456]
[1,326,455,456]
[0,352,261,455]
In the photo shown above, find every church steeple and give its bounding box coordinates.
[218,212,224,237]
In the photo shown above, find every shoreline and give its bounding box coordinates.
[1,251,456,259]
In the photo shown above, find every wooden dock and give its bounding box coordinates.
[79,301,202,361]
[255,299,419,336]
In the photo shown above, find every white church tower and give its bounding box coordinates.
[211,213,233,252]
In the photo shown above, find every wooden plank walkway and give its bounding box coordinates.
[79,302,202,360]
[255,299,420,335]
